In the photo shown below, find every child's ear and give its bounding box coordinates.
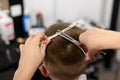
[39,64,49,77]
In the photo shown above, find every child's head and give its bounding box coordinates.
[40,23,88,80]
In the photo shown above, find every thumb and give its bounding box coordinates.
[40,39,51,54]
[19,44,25,53]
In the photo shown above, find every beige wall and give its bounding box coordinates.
[0,0,9,10]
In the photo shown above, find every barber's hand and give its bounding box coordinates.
[14,31,50,80]
[80,28,120,61]
[79,28,105,61]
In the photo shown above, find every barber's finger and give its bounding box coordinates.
[19,44,25,55]
[85,50,96,61]
[45,38,51,45]
[85,50,100,61]
[79,33,84,45]
[39,43,47,60]
[94,53,100,57]
[85,53,91,61]
[89,51,100,58]
[40,43,46,54]
[39,38,51,47]
[33,31,47,45]
[25,35,35,45]
[79,30,87,45]
[36,31,47,40]
[40,39,51,53]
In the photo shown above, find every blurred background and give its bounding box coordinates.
[0,0,120,80]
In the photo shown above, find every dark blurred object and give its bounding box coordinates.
[36,12,44,28]
[85,52,105,80]
[0,40,19,71]
[84,18,107,29]
[30,12,46,34]
[103,50,115,70]
[8,0,28,39]
[0,68,16,80]
[33,12,47,33]
[0,38,19,80]
[57,19,63,23]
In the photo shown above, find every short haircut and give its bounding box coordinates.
[44,23,88,79]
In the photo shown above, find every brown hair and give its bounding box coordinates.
[44,23,88,79]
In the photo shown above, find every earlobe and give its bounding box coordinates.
[39,65,49,77]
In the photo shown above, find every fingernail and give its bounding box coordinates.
[46,39,51,45]
[85,56,89,61]
[85,54,90,61]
